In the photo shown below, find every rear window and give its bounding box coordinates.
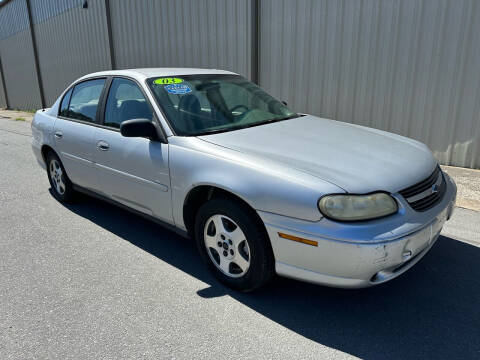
[67,79,106,123]
[59,87,73,117]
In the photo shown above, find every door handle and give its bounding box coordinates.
[97,141,110,151]
[54,131,63,139]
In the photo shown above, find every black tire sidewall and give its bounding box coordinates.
[194,197,274,291]
[46,152,74,203]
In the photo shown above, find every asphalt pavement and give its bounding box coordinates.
[1,118,479,360]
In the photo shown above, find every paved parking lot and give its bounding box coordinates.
[1,118,479,359]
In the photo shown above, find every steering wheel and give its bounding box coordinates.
[230,104,249,115]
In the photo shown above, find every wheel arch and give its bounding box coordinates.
[41,144,57,163]
[182,184,266,239]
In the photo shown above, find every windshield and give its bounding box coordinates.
[146,74,300,136]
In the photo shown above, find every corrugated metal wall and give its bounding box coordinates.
[0,0,478,168]
[0,0,41,109]
[0,65,6,107]
[109,0,251,78]
[260,0,480,169]
[31,0,111,105]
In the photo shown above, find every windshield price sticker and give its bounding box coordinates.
[154,77,184,85]
[164,84,192,94]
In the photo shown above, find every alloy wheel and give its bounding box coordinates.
[49,159,66,195]
[203,214,251,278]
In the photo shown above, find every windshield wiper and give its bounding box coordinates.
[195,127,234,136]
[263,113,304,123]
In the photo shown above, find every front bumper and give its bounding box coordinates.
[258,173,457,288]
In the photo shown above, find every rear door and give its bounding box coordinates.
[54,78,106,191]
[93,77,172,223]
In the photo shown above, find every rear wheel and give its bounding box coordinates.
[195,197,275,291]
[46,151,75,203]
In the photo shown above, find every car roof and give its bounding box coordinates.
[77,68,238,82]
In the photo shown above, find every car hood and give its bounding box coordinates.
[198,115,437,193]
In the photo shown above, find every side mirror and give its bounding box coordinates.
[282,101,288,106]
[120,118,166,142]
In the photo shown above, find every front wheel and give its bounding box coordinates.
[195,197,275,291]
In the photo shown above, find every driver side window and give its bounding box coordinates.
[104,78,153,129]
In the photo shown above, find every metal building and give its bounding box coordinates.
[0,0,479,169]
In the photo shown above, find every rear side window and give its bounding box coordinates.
[104,78,153,129]
[59,88,73,117]
[68,79,106,123]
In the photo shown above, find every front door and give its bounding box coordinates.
[93,77,172,223]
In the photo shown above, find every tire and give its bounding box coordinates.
[194,197,275,291]
[46,151,75,203]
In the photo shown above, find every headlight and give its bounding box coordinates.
[318,193,398,221]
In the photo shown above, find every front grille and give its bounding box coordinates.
[399,165,446,212]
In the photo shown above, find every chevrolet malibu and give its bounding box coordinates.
[31,68,457,291]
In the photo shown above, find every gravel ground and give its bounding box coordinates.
[1,117,480,360]
[442,165,480,211]
[0,109,34,122]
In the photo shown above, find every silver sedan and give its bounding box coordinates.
[31,68,457,291]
